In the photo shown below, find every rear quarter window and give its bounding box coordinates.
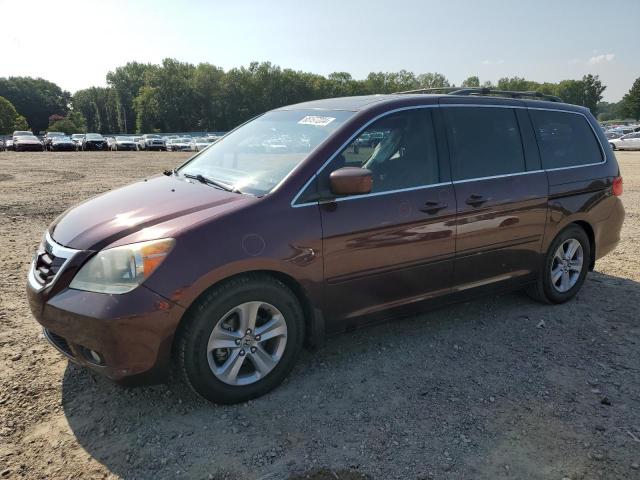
[529,110,603,170]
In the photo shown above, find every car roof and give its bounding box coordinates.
[274,94,589,115]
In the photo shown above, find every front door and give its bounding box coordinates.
[317,108,457,324]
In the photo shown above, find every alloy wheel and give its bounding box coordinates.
[207,301,288,386]
[550,238,584,293]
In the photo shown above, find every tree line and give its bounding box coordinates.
[1,60,640,135]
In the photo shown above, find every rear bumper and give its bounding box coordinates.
[27,281,185,384]
[595,197,625,260]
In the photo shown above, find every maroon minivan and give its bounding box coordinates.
[27,90,624,404]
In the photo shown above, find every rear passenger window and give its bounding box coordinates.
[444,107,525,181]
[529,110,603,169]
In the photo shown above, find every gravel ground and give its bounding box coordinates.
[0,151,639,480]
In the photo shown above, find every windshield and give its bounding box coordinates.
[179,109,353,195]
[86,134,103,140]
[116,136,132,141]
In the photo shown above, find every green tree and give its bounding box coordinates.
[47,111,87,134]
[0,77,70,133]
[497,76,540,92]
[620,77,640,121]
[134,86,161,133]
[462,76,480,87]
[415,72,450,89]
[72,87,123,133]
[581,74,606,115]
[106,62,155,133]
[0,96,28,134]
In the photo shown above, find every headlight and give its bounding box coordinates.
[69,238,174,294]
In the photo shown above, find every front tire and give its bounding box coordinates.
[176,274,304,404]
[526,225,590,304]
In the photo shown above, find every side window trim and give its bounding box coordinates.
[291,105,607,207]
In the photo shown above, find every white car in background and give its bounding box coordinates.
[191,137,213,152]
[71,134,85,149]
[167,137,193,152]
[610,132,640,151]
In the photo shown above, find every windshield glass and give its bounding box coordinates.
[86,134,103,139]
[116,136,131,141]
[179,109,353,195]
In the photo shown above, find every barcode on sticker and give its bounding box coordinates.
[298,116,336,127]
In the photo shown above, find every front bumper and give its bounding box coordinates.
[116,144,137,150]
[83,142,107,150]
[16,144,43,151]
[52,144,77,151]
[27,245,185,384]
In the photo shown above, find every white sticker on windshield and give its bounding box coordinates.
[298,116,336,127]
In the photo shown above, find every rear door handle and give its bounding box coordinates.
[465,194,488,207]
[420,201,448,214]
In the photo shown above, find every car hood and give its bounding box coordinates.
[50,175,254,250]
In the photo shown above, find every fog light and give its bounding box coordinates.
[79,346,104,365]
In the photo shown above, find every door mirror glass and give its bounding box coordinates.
[330,167,373,196]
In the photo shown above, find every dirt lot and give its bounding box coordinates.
[0,151,639,480]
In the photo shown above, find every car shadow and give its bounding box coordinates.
[61,271,640,479]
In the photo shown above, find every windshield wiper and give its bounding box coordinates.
[182,172,240,193]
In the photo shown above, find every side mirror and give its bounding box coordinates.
[329,167,373,196]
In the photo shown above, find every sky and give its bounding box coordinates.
[0,0,638,102]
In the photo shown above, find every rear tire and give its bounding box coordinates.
[176,274,304,404]
[526,225,590,304]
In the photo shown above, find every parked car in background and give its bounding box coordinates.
[609,132,640,150]
[12,130,33,142]
[138,134,166,151]
[71,134,85,148]
[167,137,193,152]
[43,132,66,151]
[82,133,108,151]
[50,136,78,152]
[0,139,4,151]
[4,139,14,151]
[111,136,138,151]
[14,135,44,152]
[605,131,623,140]
[191,137,213,151]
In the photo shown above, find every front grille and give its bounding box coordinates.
[34,250,65,286]
[44,329,75,358]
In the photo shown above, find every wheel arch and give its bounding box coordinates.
[571,220,596,270]
[172,269,323,354]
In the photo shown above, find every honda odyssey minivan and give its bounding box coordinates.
[27,89,624,404]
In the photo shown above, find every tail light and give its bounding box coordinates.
[612,176,623,196]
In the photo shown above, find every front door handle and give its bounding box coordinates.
[420,201,448,214]
[465,194,488,207]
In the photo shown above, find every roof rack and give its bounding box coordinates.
[395,86,563,103]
